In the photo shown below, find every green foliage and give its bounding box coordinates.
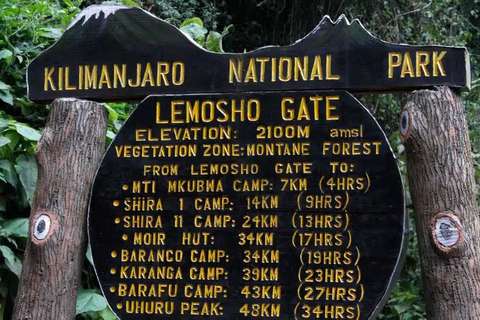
[0,114,37,317]
[0,115,39,215]
[0,0,81,125]
[180,17,232,52]
[103,102,136,146]
[143,0,227,31]
[180,18,209,44]
[0,246,21,278]
[0,214,28,317]
[76,290,108,314]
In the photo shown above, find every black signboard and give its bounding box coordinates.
[27,5,470,103]
[89,91,407,319]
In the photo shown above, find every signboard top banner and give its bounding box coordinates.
[27,5,470,103]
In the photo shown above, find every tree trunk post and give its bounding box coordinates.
[12,98,108,320]
[401,86,480,319]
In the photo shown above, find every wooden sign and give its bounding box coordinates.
[88,91,407,319]
[27,5,470,103]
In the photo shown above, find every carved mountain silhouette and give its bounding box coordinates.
[27,4,469,103]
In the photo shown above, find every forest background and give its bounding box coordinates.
[0,0,478,319]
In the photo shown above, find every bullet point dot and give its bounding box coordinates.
[117,303,122,309]
[115,218,121,224]
[110,268,116,274]
[113,200,120,207]
[110,287,115,293]
[122,234,128,240]
[122,185,128,190]
[111,251,117,258]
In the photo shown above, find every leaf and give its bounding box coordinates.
[0,160,18,189]
[86,244,94,266]
[0,137,10,148]
[76,289,107,314]
[104,105,118,123]
[0,82,13,105]
[106,129,116,146]
[113,119,123,131]
[122,0,139,7]
[393,303,410,315]
[63,0,74,8]
[0,246,22,278]
[206,31,223,53]
[0,119,8,132]
[3,131,20,151]
[16,185,29,209]
[180,23,207,43]
[180,17,204,28]
[3,218,29,238]
[0,50,12,60]
[0,91,13,106]
[0,81,10,91]
[14,123,42,141]
[39,27,63,39]
[14,154,38,207]
[106,130,116,140]
[99,307,118,320]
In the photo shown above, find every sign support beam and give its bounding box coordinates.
[12,98,108,320]
[401,86,480,319]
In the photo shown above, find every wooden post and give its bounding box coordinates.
[12,98,108,320]
[401,86,480,319]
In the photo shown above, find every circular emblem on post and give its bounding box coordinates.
[32,213,54,243]
[432,212,463,251]
[399,108,412,142]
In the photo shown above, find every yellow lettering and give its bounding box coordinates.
[113,64,127,88]
[128,63,142,87]
[279,57,292,82]
[310,56,323,80]
[44,67,56,91]
[326,55,340,80]
[388,52,402,78]
[416,51,430,77]
[99,65,112,89]
[400,52,414,78]
[326,96,340,120]
[244,59,257,82]
[65,67,76,90]
[156,62,170,86]
[141,62,155,87]
[156,102,169,124]
[84,65,98,89]
[229,58,242,83]
[172,62,184,85]
[433,51,447,76]
[281,97,295,121]
[294,56,308,81]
